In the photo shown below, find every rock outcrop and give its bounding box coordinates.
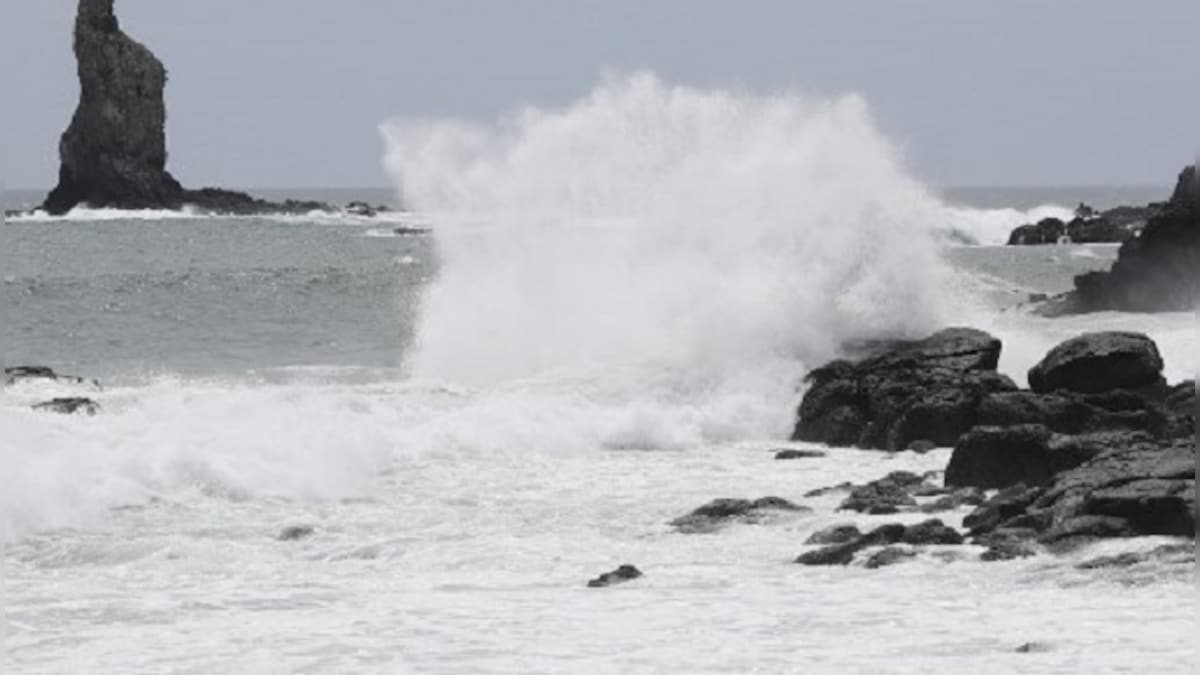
[791,328,1016,451]
[1027,332,1165,395]
[1039,165,1199,313]
[41,1,351,217]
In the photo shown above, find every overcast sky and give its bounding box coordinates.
[3,0,1196,189]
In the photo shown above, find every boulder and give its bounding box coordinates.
[837,472,927,514]
[1028,332,1164,395]
[976,389,1169,437]
[899,519,965,545]
[796,520,961,568]
[864,547,917,569]
[793,328,1015,450]
[1007,217,1066,245]
[587,564,642,588]
[804,524,863,545]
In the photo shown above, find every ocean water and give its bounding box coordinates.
[2,75,1195,673]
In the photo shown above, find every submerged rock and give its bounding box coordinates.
[864,546,917,569]
[278,525,316,541]
[32,397,100,416]
[4,365,99,388]
[837,471,932,514]
[670,497,807,534]
[773,448,827,460]
[587,564,642,588]
[796,520,963,567]
[804,524,863,545]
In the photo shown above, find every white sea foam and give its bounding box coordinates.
[936,203,1077,245]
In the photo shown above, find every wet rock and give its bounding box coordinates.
[975,390,1168,437]
[864,546,917,569]
[900,519,965,545]
[345,201,384,217]
[4,366,98,388]
[1076,543,1194,570]
[793,328,1015,450]
[945,425,1056,490]
[905,439,937,454]
[795,523,907,566]
[32,397,100,416]
[670,497,807,533]
[42,0,337,216]
[838,481,917,514]
[978,533,1040,562]
[278,525,316,541]
[1028,332,1165,395]
[587,564,642,588]
[773,448,827,460]
[1055,165,1199,313]
[803,482,854,498]
[963,484,1043,535]
[920,487,987,513]
[1015,642,1054,653]
[804,524,862,545]
[1007,217,1066,245]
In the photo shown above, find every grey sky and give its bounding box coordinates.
[3,0,1196,189]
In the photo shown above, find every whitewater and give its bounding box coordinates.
[2,75,1194,673]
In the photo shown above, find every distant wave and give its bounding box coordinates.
[7,206,412,226]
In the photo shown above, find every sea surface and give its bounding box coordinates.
[2,77,1195,673]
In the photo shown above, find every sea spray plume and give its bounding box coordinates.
[383,73,951,388]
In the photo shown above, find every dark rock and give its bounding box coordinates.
[1065,216,1134,244]
[920,487,987,513]
[1054,165,1199,313]
[43,0,184,214]
[838,481,917,514]
[1028,332,1164,395]
[1015,642,1054,654]
[906,439,938,454]
[795,523,907,566]
[587,564,642,588]
[978,533,1040,562]
[1007,217,1066,245]
[945,425,1055,490]
[963,484,1043,534]
[975,390,1167,436]
[773,448,827,460]
[5,365,99,388]
[793,328,1015,451]
[804,524,863,545]
[345,201,380,217]
[42,1,337,216]
[278,525,315,541]
[1040,515,1135,545]
[32,397,100,416]
[803,482,854,498]
[864,546,917,569]
[900,519,965,545]
[670,497,807,533]
[1076,543,1193,570]
[392,226,432,236]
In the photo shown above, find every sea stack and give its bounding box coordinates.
[43,0,185,215]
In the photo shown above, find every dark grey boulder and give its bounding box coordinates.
[32,397,100,416]
[864,546,917,569]
[587,564,642,588]
[900,519,965,545]
[793,328,1015,451]
[1028,332,1164,395]
[804,524,863,545]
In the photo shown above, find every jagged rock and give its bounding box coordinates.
[670,497,807,533]
[804,524,863,545]
[278,525,316,541]
[864,546,917,569]
[773,448,827,460]
[919,487,987,513]
[975,390,1168,437]
[43,0,184,214]
[32,397,100,416]
[963,484,1043,534]
[42,1,336,216]
[5,365,99,388]
[945,426,1151,491]
[1007,217,1066,245]
[1028,332,1165,395]
[793,328,1015,450]
[795,523,906,566]
[587,564,642,588]
[837,472,926,514]
[1047,165,1199,313]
